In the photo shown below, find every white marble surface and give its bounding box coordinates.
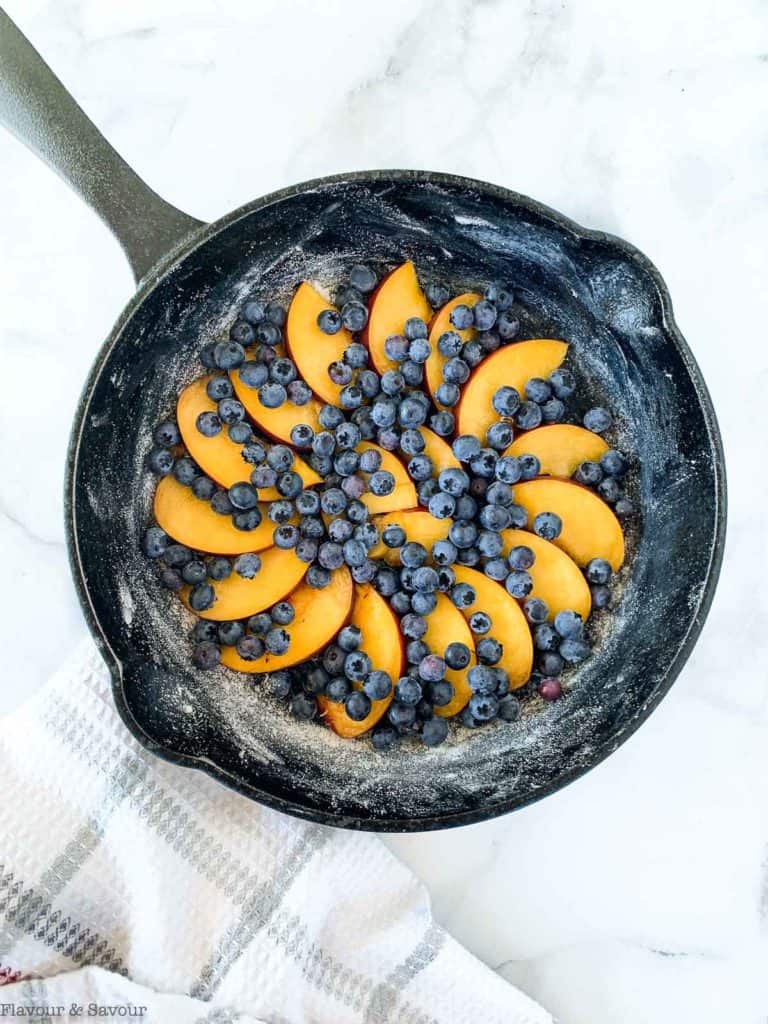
[0,1,766,1020]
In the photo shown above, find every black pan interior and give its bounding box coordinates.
[67,173,725,830]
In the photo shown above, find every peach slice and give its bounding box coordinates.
[451,566,533,692]
[220,567,353,674]
[500,528,591,622]
[415,592,474,719]
[505,424,609,478]
[230,368,323,445]
[154,476,275,555]
[369,509,452,564]
[320,583,405,738]
[362,261,432,375]
[358,441,418,515]
[284,282,353,405]
[455,339,568,441]
[418,426,461,475]
[176,376,321,496]
[181,546,308,621]
[514,478,625,571]
[425,292,480,404]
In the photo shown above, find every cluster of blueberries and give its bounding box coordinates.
[142,262,631,748]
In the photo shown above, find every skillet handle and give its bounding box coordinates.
[0,8,205,283]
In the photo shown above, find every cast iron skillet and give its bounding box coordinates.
[0,10,726,831]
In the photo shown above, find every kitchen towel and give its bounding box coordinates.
[0,640,552,1024]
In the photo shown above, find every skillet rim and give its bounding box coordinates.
[63,169,727,832]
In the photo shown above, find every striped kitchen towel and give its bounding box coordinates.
[0,640,552,1024]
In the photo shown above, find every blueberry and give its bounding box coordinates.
[426,541,454,570]
[193,641,221,670]
[189,583,216,612]
[476,637,502,665]
[230,552,260,579]
[193,621,219,646]
[442,357,470,385]
[315,407,342,433]
[363,670,392,701]
[340,538,365,568]
[554,610,583,638]
[216,620,244,647]
[495,693,519,722]
[207,375,234,402]
[427,680,454,708]
[346,500,368,524]
[515,401,543,430]
[374,567,399,596]
[258,383,287,408]
[408,338,431,365]
[534,511,562,540]
[142,526,168,558]
[172,456,198,486]
[218,398,245,425]
[468,298,495,331]
[462,340,483,368]
[411,591,437,615]
[574,461,603,486]
[476,530,502,559]
[376,428,400,451]
[257,322,283,347]
[418,655,446,683]
[598,477,622,504]
[449,520,477,549]
[590,584,611,609]
[601,449,629,477]
[615,497,635,518]
[484,558,508,582]
[267,600,293,627]
[322,644,346,675]
[335,421,361,450]
[525,377,552,404]
[338,302,366,332]
[273,524,299,549]
[372,725,400,751]
[195,411,222,438]
[399,544,430,569]
[349,263,377,292]
[449,304,474,330]
[288,380,314,406]
[496,311,519,340]
[248,612,272,635]
[585,558,612,585]
[430,411,455,437]
[467,665,495,695]
[423,490,453,520]
[294,538,318,563]
[290,693,317,720]
[339,384,363,410]
[518,454,541,480]
[367,470,395,497]
[420,717,448,747]
[187,475,215,503]
[395,676,422,705]
[328,361,354,387]
[432,382,458,408]
[163,544,192,570]
[263,628,290,655]
[229,421,254,444]
[270,358,297,386]
[451,583,476,609]
[242,440,267,465]
[533,623,560,652]
[469,447,498,478]
[250,466,277,490]
[508,545,535,570]
[538,651,564,677]
[317,541,343,570]
[199,342,218,368]
[153,420,181,447]
[584,407,613,433]
[456,546,481,567]
[388,702,416,728]
[541,397,565,423]
[242,299,265,325]
[505,571,533,598]
[469,693,498,721]
[344,651,372,681]
[399,396,428,428]
[214,340,246,370]
[264,302,285,327]
[559,636,591,664]
[405,640,429,666]
[325,676,351,703]
[233,508,263,532]
[159,567,183,591]
[228,482,258,511]
[469,611,492,635]
[210,490,235,515]
[390,590,412,615]
[320,488,347,516]
[425,281,450,308]
[486,422,514,451]
[268,670,292,699]
[524,597,548,625]
[207,556,232,581]
[478,330,501,354]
